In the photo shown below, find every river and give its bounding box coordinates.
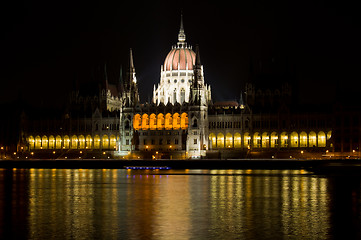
[1,168,360,239]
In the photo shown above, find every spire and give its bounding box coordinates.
[178,13,186,45]
[195,44,201,67]
[128,48,136,84]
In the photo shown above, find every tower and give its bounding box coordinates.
[187,45,209,158]
[118,49,140,154]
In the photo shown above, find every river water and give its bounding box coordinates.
[0,168,360,239]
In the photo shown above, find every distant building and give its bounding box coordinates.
[17,16,361,159]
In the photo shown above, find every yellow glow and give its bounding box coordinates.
[155,113,164,130]
[217,133,224,148]
[270,132,278,148]
[253,132,260,148]
[209,133,216,149]
[165,113,173,130]
[262,132,269,148]
[172,113,181,130]
[234,132,241,148]
[141,114,149,130]
[226,133,233,148]
[149,114,157,130]
[181,112,189,129]
[133,114,141,130]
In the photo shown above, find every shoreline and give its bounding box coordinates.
[1,159,361,172]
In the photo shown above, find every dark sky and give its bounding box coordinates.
[1,0,360,107]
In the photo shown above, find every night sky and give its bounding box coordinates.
[1,0,360,107]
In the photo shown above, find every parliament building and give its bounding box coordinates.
[19,16,351,160]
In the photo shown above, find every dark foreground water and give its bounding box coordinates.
[1,169,361,239]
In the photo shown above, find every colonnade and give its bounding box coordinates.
[27,134,118,150]
[209,131,331,149]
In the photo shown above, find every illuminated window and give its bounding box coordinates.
[226,133,233,148]
[133,114,141,130]
[41,135,48,149]
[234,132,241,148]
[270,132,278,148]
[142,114,149,130]
[102,135,109,149]
[253,132,261,148]
[48,135,55,149]
[318,131,326,147]
[262,132,269,148]
[149,114,157,130]
[181,112,188,129]
[290,132,298,148]
[94,135,100,149]
[55,135,62,149]
[110,135,117,149]
[280,132,288,148]
[327,131,332,140]
[157,113,165,130]
[63,135,70,149]
[165,113,173,130]
[244,132,251,148]
[71,135,78,149]
[300,132,307,147]
[86,135,92,149]
[78,135,85,149]
[173,113,180,130]
[217,133,224,148]
[209,133,216,149]
[309,131,317,147]
[28,136,35,150]
[35,136,41,149]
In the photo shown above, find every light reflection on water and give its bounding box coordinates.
[0,169,361,239]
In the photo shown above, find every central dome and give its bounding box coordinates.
[164,46,196,71]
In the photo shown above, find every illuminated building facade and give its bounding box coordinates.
[20,16,346,159]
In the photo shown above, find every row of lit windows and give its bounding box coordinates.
[133,113,188,130]
[27,135,117,150]
[209,131,331,149]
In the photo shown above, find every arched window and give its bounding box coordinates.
[327,131,332,140]
[94,135,100,149]
[110,135,117,150]
[142,114,149,130]
[157,113,165,130]
[102,135,109,149]
[253,132,261,148]
[78,135,85,149]
[318,131,326,147]
[172,113,180,130]
[149,114,157,130]
[165,113,173,130]
[234,132,241,148]
[226,133,233,148]
[28,136,35,150]
[262,132,269,148]
[280,132,288,148]
[270,132,278,148]
[71,135,78,149]
[63,135,70,149]
[42,135,48,149]
[192,118,198,128]
[49,135,55,149]
[217,133,224,148]
[300,132,307,147]
[86,135,92,149]
[181,113,188,129]
[309,131,317,147]
[209,133,216,149]
[244,132,251,148]
[55,135,62,149]
[35,136,41,149]
[290,132,298,148]
[133,114,141,130]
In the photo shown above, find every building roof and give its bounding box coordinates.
[164,46,195,71]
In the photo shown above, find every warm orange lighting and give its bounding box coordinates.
[13,152,16,155]
[301,150,304,154]
[80,151,82,154]
[103,152,106,155]
[53,151,56,154]
[146,145,149,149]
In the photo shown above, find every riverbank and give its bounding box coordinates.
[1,159,361,172]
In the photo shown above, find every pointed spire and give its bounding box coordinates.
[195,44,201,66]
[178,13,186,44]
[129,48,134,71]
